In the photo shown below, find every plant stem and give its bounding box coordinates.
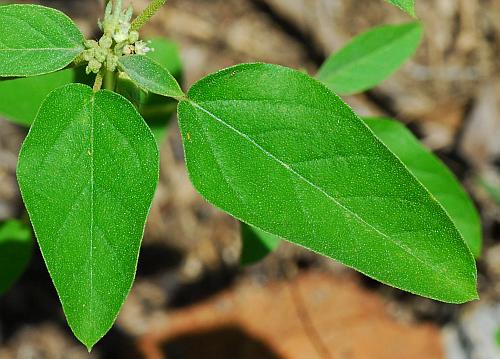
[104,71,116,91]
[130,0,166,31]
[93,72,104,92]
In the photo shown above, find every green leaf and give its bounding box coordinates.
[364,118,482,257]
[118,55,184,99]
[0,4,84,77]
[240,222,280,266]
[17,84,159,349]
[0,69,73,125]
[177,63,477,303]
[116,38,183,143]
[147,38,182,79]
[384,0,416,17]
[0,220,32,294]
[316,22,422,95]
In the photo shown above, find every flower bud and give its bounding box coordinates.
[128,31,139,44]
[99,35,113,49]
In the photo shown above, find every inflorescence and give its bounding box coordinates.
[82,0,152,75]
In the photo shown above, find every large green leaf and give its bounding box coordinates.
[0,4,84,77]
[0,220,32,294]
[364,118,482,257]
[240,223,280,266]
[118,55,184,99]
[177,63,477,303]
[0,69,73,125]
[17,84,159,349]
[316,22,422,95]
[384,0,416,17]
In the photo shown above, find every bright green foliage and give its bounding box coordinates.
[0,220,32,294]
[0,5,84,77]
[112,42,179,142]
[116,38,183,143]
[0,69,73,125]
[118,55,184,99]
[317,22,422,95]
[365,118,482,257]
[147,38,182,78]
[0,38,182,130]
[178,63,477,303]
[17,84,159,349]
[240,223,280,266]
[384,0,416,17]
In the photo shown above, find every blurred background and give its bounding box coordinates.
[0,0,499,358]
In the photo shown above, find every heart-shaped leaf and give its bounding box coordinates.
[177,63,477,303]
[17,84,159,349]
[365,118,482,257]
[317,22,422,95]
[0,4,84,77]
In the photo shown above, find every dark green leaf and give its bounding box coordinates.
[0,220,32,294]
[364,118,481,257]
[0,69,73,125]
[384,0,416,17]
[17,84,159,349]
[240,222,280,266]
[317,22,422,95]
[118,55,184,99]
[0,4,84,77]
[177,63,477,303]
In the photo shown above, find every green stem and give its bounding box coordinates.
[104,71,116,91]
[93,72,104,92]
[130,0,167,31]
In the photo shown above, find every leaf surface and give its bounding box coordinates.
[17,84,159,349]
[177,63,477,303]
[0,220,32,294]
[0,4,84,77]
[119,55,184,99]
[240,223,280,266]
[116,38,183,143]
[0,69,73,125]
[316,22,422,95]
[385,0,416,17]
[364,118,481,257]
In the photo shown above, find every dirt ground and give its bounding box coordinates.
[0,0,499,358]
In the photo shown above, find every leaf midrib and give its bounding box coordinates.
[187,99,466,288]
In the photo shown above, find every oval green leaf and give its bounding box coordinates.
[0,4,84,77]
[177,63,477,303]
[17,84,159,349]
[118,54,184,99]
[385,0,416,17]
[316,22,422,95]
[364,118,482,257]
[240,222,280,266]
[0,220,33,294]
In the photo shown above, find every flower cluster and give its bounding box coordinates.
[83,0,152,74]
